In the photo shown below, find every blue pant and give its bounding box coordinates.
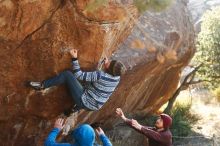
[43,70,85,109]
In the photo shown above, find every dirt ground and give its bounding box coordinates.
[173,89,220,146]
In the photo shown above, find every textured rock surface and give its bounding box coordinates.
[0,0,195,145]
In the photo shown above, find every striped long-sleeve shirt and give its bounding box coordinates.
[72,59,120,110]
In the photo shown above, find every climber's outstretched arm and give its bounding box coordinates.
[116,108,143,132]
[116,108,131,123]
[96,127,112,146]
[45,118,71,146]
[70,49,101,82]
[116,108,164,142]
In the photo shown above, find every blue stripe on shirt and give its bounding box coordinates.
[72,68,81,74]
[83,72,87,81]
[87,89,109,99]
[91,83,113,94]
[101,76,120,82]
[86,93,106,104]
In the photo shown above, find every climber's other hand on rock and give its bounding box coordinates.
[54,118,65,130]
[131,119,142,130]
[70,49,78,58]
[96,127,105,136]
[116,108,126,120]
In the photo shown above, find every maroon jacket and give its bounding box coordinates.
[126,120,172,146]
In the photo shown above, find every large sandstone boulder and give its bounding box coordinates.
[0,0,195,145]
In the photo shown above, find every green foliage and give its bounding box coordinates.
[134,0,174,13]
[170,103,200,137]
[84,0,108,12]
[194,6,220,88]
[145,114,159,126]
[214,86,220,102]
[84,0,173,13]
[145,103,199,137]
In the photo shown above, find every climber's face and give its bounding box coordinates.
[155,117,164,129]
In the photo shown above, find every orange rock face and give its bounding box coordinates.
[0,0,195,145]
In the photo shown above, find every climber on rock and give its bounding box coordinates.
[44,118,112,146]
[116,108,173,146]
[29,48,126,115]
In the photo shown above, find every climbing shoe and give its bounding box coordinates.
[29,81,44,90]
[64,106,80,117]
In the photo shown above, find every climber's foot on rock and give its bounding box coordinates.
[91,122,103,129]
[63,109,72,117]
[62,110,79,135]
[62,124,71,136]
[63,108,80,117]
[29,81,44,90]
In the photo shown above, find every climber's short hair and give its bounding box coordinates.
[108,60,126,76]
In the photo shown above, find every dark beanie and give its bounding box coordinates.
[160,114,172,129]
[108,60,126,76]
